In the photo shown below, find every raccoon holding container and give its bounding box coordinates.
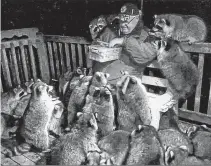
[150,14,207,44]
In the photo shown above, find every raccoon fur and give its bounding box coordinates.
[151,14,207,44]
[125,125,164,165]
[152,38,199,100]
[13,79,61,156]
[98,130,131,165]
[1,85,27,116]
[89,15,118,42]
[48,112,100,165]
[116,75,161,131]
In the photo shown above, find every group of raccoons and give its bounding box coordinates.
[1,12,210,165]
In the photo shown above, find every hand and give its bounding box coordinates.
[109,38,124,48]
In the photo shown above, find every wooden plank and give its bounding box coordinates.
[179,108,211,126]
[1,156,19,165]
[84,44,92,68]
[19,41,29,82]
[71,44,77,70]
[181,42,211,54]
[194,54,204,112]
[142,75,168,88]
[182,100,187,110]
[23,152,42,163]
[1,45,12,88]
[2,39,37,49]
[1,28,38,39]
[43,35,90,45]
[11,155,35,165]
[36,34,50,84]
[59,43,66,74]
[10,43,21,85]
[28,40,37,80]
[77,44,83,67]
[208,78,211,115]
[47,42,56,79]
[53,42,60,78]
[64,43,71,71]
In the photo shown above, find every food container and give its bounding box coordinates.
[88,45,122,63]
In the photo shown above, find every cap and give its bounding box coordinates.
[120,3,139,16]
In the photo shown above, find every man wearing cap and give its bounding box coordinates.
[92,3,157,84]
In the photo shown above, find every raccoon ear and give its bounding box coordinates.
[161,18,166,24]
[138,125,143,131]
[76,68,83,75]
[154,15,157,19]
[94,112,98,119]
[89,24,92,29]
[169,150,174,158]
[76,112,83,118]
[104,73,110,78]
[179,145,188,151]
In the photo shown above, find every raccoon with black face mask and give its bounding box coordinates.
[89,15,118,43]
[150,14,207,44]
[11,79,61,156]
[152,38,199,101]
[116,75,161,131]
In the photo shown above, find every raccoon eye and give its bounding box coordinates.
[93,27,98,32]
[19,91,25,97]
[98,25,103,29]
[164,42,171,51]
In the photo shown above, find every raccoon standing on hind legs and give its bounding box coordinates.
[150,14,207,44]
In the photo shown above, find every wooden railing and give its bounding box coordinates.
[1,28,211,126]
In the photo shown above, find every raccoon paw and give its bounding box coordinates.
[3,149,13,158]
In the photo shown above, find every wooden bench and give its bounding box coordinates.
[1,28,211,125]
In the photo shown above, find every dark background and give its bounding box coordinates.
[2,0,211,42]
[1,0,211,113]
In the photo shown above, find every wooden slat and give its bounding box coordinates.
[28,40,37,80]
[1,78,3,93]
[182,100,187,110]
[53,42,60,78]
[59,43,65,74]
[64,43,71,71]
[77,44,83,67]
[44,35,90,44]
[142,75,168,88]
[11,155,35,165]
[19,41,29,82]
[1,39,37,49]
[85,44,92,68]
[1,156,19,165]
[71,44,77,70]
[179,108,211,126]
[181,42,211,54]
[47,42,55,79]
[1,45,12,88]
[208,78,211,115]
[194,54,204,112]
[10,43,21,85]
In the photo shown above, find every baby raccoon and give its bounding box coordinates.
[152,38,199,100]
[90,87,115,137]
[1,85,27,116]
[13,79,61,156]
[67,75,93,127]
[150,14,207,44]
[164,145,210,166]
[98,130,131,165]
[89,15,117,43]
[126,125,164,165]
[116,75,161,131]
[13,80,35,118]
[49,112,100,165]
[158,127,193,155]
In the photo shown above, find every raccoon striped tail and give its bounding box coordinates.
[13,143,31,156]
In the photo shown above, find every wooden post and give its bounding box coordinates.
[36,33,50,84]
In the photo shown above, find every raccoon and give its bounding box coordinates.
[164,145,210,166]
[150,14,207,44]
[188,125,211,160]
[13,79,61,156]
[49,112,100,165]
[116,75,161,131]
[152,38,199,100]
[89,15,117,43]
[126,125,164,165]
[158,127,193,155]
[67,75,93,127]
[98,130,131,165]
[1,85,27,115]
[90,87,115,137]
